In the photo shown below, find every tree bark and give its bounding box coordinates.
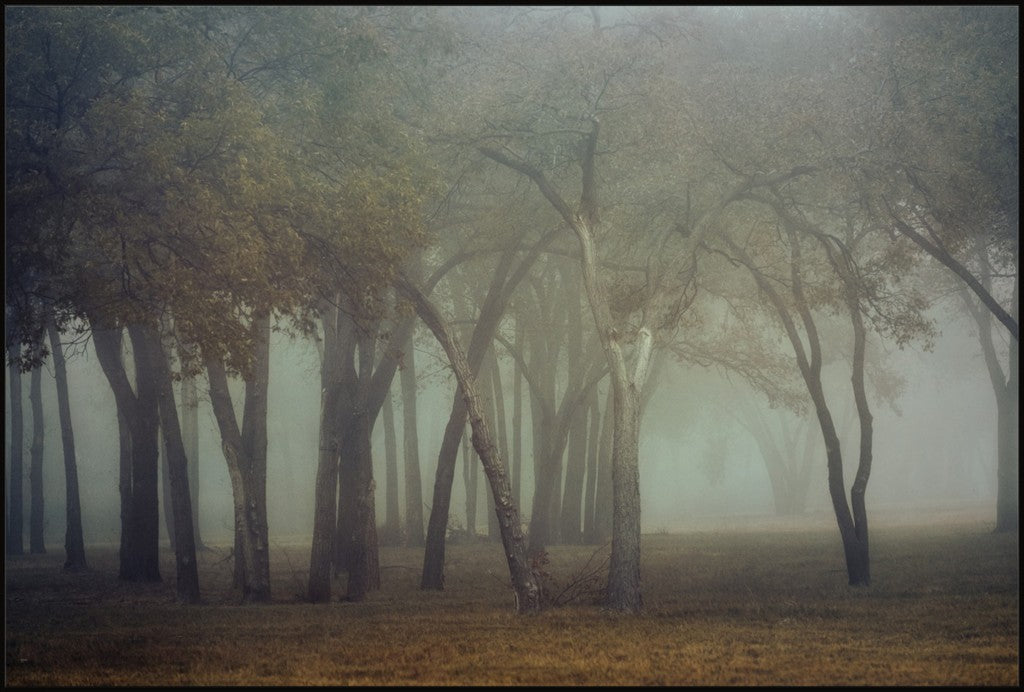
[6,350,25,556]
[29,365,46,554]
[46,319,87,571]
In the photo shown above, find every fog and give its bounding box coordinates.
[5,299,1000,549]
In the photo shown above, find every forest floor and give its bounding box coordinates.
[5,506,1019,686]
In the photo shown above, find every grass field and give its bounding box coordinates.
[5,509,1019,686]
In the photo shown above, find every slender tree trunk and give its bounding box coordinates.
[582,388,601,544]
[382,389,401,543]
[6,350,25,556]
[180,373,204,549]
[593,381,615,544]
[46,320,87,571]
[160,428,176,549]
[400,335,425,547]
[511,315,523,512]
[29,365,46,554]
[462,425,476,537]
[560,401,588,544]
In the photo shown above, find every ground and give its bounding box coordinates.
[4,505,1019,685]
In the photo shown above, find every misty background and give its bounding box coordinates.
[5,300,998,547]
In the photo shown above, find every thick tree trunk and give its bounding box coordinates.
[29,365,46,554]
[605,375,645,612]
[46,320,87,571]
[307,323,345,602]
[345,404,381,600]
[94,325,161,583]
[381,390,401,543]
[400,335,425,547]
[397,275,541,613]
[7,352,25,556]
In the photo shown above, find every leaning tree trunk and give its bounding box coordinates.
[7,349,25,556]
[46,319,87,571]
[29,365,46,554]
[397,275,541,613]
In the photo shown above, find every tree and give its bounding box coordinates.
[46,317,88,571]
[6,342,25,556]
[395,274,541,613]
[959,239,1018,532]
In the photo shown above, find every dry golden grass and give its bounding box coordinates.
[5,511,1019,686]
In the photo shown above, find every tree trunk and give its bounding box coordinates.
[345,403,381,601]
[511,314,523,512]
[462,425,477,537]
[205,314,272,603]
[29,365,46,554]
[488,348,509,541]
[137,324,201,603]
[160,428,176,549]
[46,320,87,571]
[418,231,555,591]
[581,388,601,544]
[6,350,25,556]
[180,372,204,549]
[400,334,425,547]
[593,383,614,544]
[559,401,588,544]
[307,301,347,601]
[397,275,541,613]
[382,389,401,543]
[94,325,162,583]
